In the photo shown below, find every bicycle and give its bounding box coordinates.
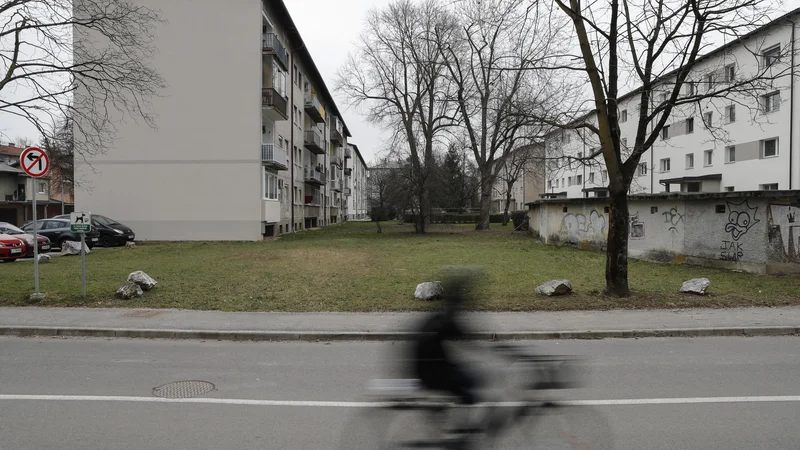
[337,342,614,449]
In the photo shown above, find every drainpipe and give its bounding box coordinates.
[289,50,295,233]
[789,19,796,189]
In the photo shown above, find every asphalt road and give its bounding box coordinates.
[0,336,798,449]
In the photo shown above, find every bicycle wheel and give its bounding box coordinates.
[337,406,452,450]
[487,403,615,450]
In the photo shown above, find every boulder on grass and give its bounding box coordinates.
[415,281,444,301]
[128,270,157,291]
[37,254,51,264]
[116,281,143,299]
[125,242,137,249]
[60,240,90,256]
[680,278,711,295]
[536,280,573,296]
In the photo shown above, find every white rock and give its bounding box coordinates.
[680,278,711,295]
[116,281,143,299]
[37,254,51,264]
[60,240,90,256]
[536,280,573,296]
[128,270,157,291]
[415,281,444,301]
[125,242,137,249]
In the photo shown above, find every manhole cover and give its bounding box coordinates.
[153,380,216,399]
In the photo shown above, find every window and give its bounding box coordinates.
[725,64,736,82]
[704,150,713,166]
[660,158,671,172]
[264,170,278,200]
[547,180,552,189]
[686,153,694,169]
[762,91,780,113]
[762,44,780,67]
[658,92,668,105]
[685,81,697,96]
[601,170,608,182]
[589,172,595,183]
[38,182,46,194]
[686,182,701,193]
[725,105,736,123]
[686,117,694,134]
[703,111,713,128]
[761,138,778,158]
[576,175,583,185]
[704,73,714,91]
[760,183,779,191]
[724,186,735,192]
[620,109,628,123]
[661,125,670,139]
[726,145,736,163]
[638,163,647,177]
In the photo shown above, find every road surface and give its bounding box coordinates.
[0,336,798,449]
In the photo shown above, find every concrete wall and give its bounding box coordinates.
[528,191,800,274]
[75,0,263,241]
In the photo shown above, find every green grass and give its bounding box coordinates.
[2,221,799,311]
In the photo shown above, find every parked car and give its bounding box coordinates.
[21,219,100,249]
[0,233,25,262]
[0,222,51,257]
[53,214,135,247]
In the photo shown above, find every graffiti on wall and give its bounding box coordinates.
[720,200,760,262]
[662,207,685,234]
[561,210,607,243]
[768,204,800,262]
[630,212,645,239]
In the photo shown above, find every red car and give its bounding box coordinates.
[0,222,51,257]
[0,233,26,263]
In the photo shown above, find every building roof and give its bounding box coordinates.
[271,0,352,138]
[0,143,25,158]
[348,143,367,169]
[0,162,23,174]
[659,174,723,185]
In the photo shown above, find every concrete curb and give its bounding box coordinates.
[0,326,798,341]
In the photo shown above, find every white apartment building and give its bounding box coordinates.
[74,0,353,240]
[543,9,800,199]
[344,144,369,220]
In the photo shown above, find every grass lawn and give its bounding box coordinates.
[1,221,799,312]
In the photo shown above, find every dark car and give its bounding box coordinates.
[21,219,100,249]
[0,222,51,257]
[54,214,135,247]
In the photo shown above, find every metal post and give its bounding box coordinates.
[80,233,86,297]
[61,180,64,215]
[32,186,41,299]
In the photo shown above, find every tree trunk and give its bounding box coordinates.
[502,190,513,226]
[416,190,427,234]
[475,180,492,231]
[604,190,631,297]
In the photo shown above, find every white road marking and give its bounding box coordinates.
[0,394,798,407]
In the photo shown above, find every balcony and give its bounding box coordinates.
[304,165,326,186]
[262,33,288,70]
[304,130,325,154]
[261,143,288,170]
[262,88,288,121]
[304,188,321,206]
[344,167,352,177]
[330,116,344,144]
[345,146,352,159]
[332,156,343,168]
[304,90,325,123]
[331,178,343,193]
[344,187,352,196]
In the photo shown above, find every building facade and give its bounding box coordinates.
[542,10,800,199]
[74,0,353,240]
[490,145,546,213]
[344,144,368,220]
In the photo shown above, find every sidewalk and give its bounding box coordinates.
[1,306,798,341]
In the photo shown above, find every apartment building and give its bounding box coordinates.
[344,143,368,220]
[543,9,800,199]
[74,0,352,240]
[0,143,71,224]
[490,145,545,213]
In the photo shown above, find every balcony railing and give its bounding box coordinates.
[262,33,288,70]
[344,187,352,196]
[304,89,325,123]
[344,167,352,177]
[304,130,325,154]
[262,88,288,120]
[345,147,352,158]
[304,165,326,186]
[304,189,321,206]
[330,116,344,144]
[261,143,288,170]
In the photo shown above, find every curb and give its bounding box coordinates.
[0,326,798,341]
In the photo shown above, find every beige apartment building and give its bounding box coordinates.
[345,144,369,220]
[75,0,353,241]
[490,145,545,213]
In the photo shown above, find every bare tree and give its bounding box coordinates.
[0,0,166,165]
[12,135,33,147]
[40,110,72,197]
[436,0,573,230]
[494,143,543,225]
[538,0,796,296]
[337,0,458,233]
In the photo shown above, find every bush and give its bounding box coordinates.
[511,210,529,231]
[489,214,504,223]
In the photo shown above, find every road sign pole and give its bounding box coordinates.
[32,191,40,297]
[80,233,86,297]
